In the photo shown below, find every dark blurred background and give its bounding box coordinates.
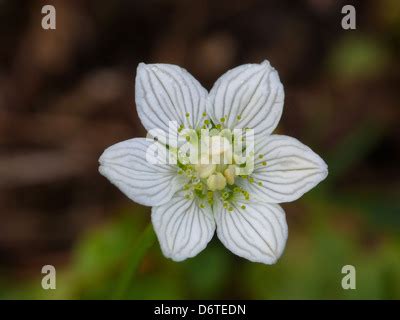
[0,0,399,299]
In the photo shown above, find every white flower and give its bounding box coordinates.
[99,61,328,264]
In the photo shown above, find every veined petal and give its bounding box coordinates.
[207,60,284,136]
[135,63,208,133]
[99,138,182,206]
[152,193,216,261]
[239,135,328,203]
[215,199,288,265]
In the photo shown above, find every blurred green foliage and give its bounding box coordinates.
[2,191,400,299]
[328,34,390,80]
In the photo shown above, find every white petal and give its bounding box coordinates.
[239,135,328,203]
[152,193,216,261]
[215,199,288,264]
[207,60,284,136]
[135,63,208,133]
[99,138,182,206]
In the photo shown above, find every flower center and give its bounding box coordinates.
[176,114,254,210]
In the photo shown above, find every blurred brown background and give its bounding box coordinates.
[0,0,399,299]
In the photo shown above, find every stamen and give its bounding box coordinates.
[223,165,236,185]
[194,163,216,179]
[207,172,227,191]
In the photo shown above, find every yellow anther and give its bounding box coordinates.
[207,172,227,191]
[194,163,216,179]
[223,165,236,185]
